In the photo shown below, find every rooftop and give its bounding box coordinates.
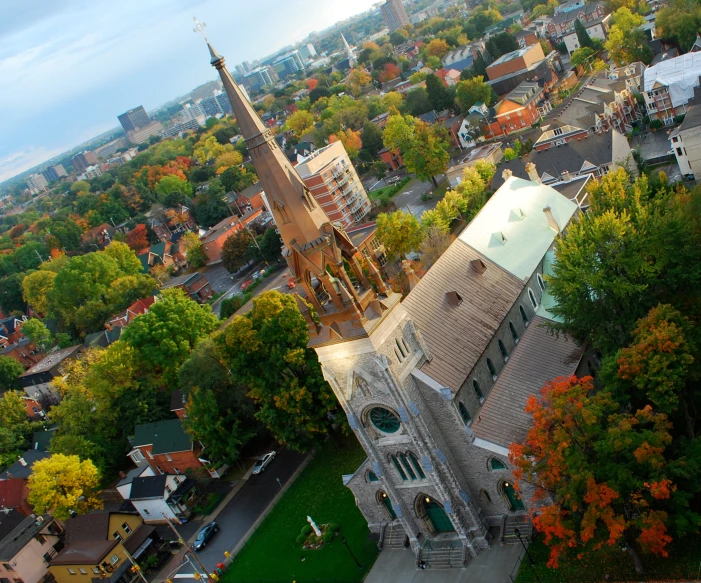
[161,272,202,289]
[0,513,54,561]
[0,450,50,480]
[643,51,701,107]
[490,47,531,66]
[129,474,168,500]
[19,344,81,377]
[131,418,193,455]
[471,316,584,449]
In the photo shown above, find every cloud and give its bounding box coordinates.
[0,146,69,183]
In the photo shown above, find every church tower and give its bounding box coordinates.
[341,33,356,67]
[202,28,492,566]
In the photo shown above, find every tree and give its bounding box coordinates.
[125,224,150,252]
[155,175,193,204]
[574,18,595,49]
[383,115,450,185]
[419,227,454,271]
[103,241,144,277]
[570,47,596,70]
[221,230,257,273]
[0,357,25,392]
[121,288,218,385]
[22,270,56,314]
[390,29,409,45]
[402,88,433,116]
[485,33,520,60]
[347,68,372,97]
[194,188,231,229]
[376,210,424,257]
[194,135,233,165]
[255,228,282,262]
[286,110,315,135]
[361,122,384,158]
[0,273,28,314]
[27,454,102,520]
[425,74,455,112]
[379,63,402,83]
[214,291,343,452]
[328,129,362,160]
[22,319,53,353]
[425,38,450,58]
[181,231,207,268]
[509,376,700,572]
[605,8,653,65]
[455,76,492,113]
[655,0,701,52]
[309,86,332,103]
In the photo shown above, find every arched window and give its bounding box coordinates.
[458,402,471,424]
[487,358,497,380]
[509,321,519,343]
[490,458,507,471]
[398,453,417,480]
[391,455,408,480]
[401,338,411,354]
[537,273,546,291]
[368,471,379,482]
[369,407,401,434]
[395,338,406,359]
[408,453,426,479]
[482,489,492,503]
[520,305,529,326]
[498,339,508,361]
[473,380,483,401]
[528,288,538,309]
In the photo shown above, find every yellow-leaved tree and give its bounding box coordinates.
[27,454,102,520]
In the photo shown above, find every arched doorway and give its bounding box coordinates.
[416,495,455,534]
[377,491,397,520]
[501,480,525,511]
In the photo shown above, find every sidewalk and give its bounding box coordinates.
[365,544,523,583]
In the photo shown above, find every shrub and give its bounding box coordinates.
[296,533,307,544]
[322,529,335,543]
[503,148,517,161]
[301,524,312,536]
[328,522,339,533]
[220,293,248,319]
[674,114,686,125]
[649,119,663,130]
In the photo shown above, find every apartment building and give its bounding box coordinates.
[381,0,410,31]
[643,51,701,125]
[295,141,372,228]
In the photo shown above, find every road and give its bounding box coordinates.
[193,448,307,570]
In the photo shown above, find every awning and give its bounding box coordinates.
[132,537,153,560]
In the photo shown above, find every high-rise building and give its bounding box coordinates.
[125,121,164,145]
[71,151,98,173]
[272,50,305,78]
[242,67,273,92]
[117,106,151,133]
[199,95,223,118]
[298,43,317,61]
[295,142,372,228]
[26,173,48,193]
[42,164,67,182]
[216,92,233,115]
[381,0,410,30]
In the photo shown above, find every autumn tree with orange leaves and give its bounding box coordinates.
[509,376,701,573]
[329,129,362,160]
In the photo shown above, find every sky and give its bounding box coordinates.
[0,0,380,184]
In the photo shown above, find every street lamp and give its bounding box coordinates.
[340,535,362,569]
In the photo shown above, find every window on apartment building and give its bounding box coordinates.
[34,534,46,544]
[165,453,172,462]
[92,568,101,575]
[677,147,684,156]
[110,555,119,565]
[113,532,123,542]
[156,466,163,474]
[122,522,132,535]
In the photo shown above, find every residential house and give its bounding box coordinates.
[0,450,50,480]
[80,223,115,247]
[446,143,504,187]
[369,112,391,129]
[485,48,562,96]
[436,68,461,86]
[117,471,197,524]
[514,29,539,49]
[563,16,611,54]
[482,81,551,138]
[0,512,63,583]
[22,396,44,421]
[547,2,606,38]
[441,41,485,72]
[137,241,177,274]
[643,51,701,125]
[237,182,268,213]
[378,148,404,170]
[200,211,264,265]
[0,479,33,515]
[555,0,585,14]
[486,44,545,82]
[128,418,223,478]
[49,512,159,583]
[83,328,122,349]
[484,14,522,37]
[443,116,477,149]
[160,272,214,304]
[669,98,701,179]
[106,296,156,330]
[533,124,589,151]
[2,338,41,369]
[32,427,56,452]
[17,345,83,402]
[0,315,28,348]
[555,63,643,133]
[491,129,636,191]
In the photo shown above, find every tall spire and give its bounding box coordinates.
[197,24,390,335]
[341,33,354,62]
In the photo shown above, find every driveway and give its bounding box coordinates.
[392,177,444,219]
[193,448,307,570]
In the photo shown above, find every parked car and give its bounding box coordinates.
[251,451,276,475]
[241,279,254,290]
[193,521,219,551]
[386,176,401,185]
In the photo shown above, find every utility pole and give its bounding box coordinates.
[161,514,212,579]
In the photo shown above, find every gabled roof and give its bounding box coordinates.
[170,389,186,412]
[459,176,578,280]
[129,474,168,500]
[471,316,584,449]
[0,450,50,480]
[19,344,81,378]
[0,514,54,561]
[131,419,192,455]
[0,479,26,510]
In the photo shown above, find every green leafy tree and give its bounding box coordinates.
[402,88,433,117]
[155,175,193,203]
[285,110,315,135]
[121,288,218,385]
[570,47,596,69]
[390,29,409,45]
[103,241,144,276]
[22,270,56,314]
[194,188,231,229]
[221,230,257,273]
[574,18,595,49]
[22,318,53,353]
[655,0,701,52]
[425,74,455,112]
[375,210,423,257]
[0,357,25,392]
[255,228,282,262]
[181,231,207,268]
[455,76,493,113]
[0,273,28,314]
[214,291,343,452]
[361,122,385,158]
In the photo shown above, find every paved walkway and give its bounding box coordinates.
[365,544,523,583]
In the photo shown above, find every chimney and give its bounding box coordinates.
[561,170,572,182]
[402,260,420,290]
[470,258,487,274]
[502,168,513,181]
[525,162,540,184]
[543,207,560,234]
[18,458,26,467]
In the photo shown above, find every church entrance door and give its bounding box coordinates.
[378,491,397,520]
[424,498,454,533]
[502,481,525,511]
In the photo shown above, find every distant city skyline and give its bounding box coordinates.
[0,0,379,184]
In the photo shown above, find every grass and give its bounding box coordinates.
[193,492,224,516]
[368,176,411,202]
[515,535,701,583]
[222,438,378,583]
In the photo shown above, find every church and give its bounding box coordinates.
[204,37,588,569]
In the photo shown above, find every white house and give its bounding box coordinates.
[117,469,197,524]
[563,15,611,55]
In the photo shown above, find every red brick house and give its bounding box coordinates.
[482,81,551,138]
[200,211,263,265]
[107,296,156,330]
[0,315,28,349]
[2,338,41,369]
[379,148,404,171]
[128,418,223,478]
[0,478,33,516]
[547,2,605,38]
[80,222,115,246]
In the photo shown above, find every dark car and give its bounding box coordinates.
[193,521,218,551]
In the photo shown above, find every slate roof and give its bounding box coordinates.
[471,316,584,448]
[402,239,525,391]
[170,389,186,412]
[123,524,156,555]
[0,512,53,561]
[161,272,202,289]
[32,427,57,452]
[418,110,438,124]
[0,450,50,480]
[551,2,602,25]
[116,466,149,488]
[129,475,168,500]
[131,419,192,454]
[19,344,81,377]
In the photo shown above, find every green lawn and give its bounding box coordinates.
[515,535,701,583]
[368,177,411,201]
[222,438,379,583]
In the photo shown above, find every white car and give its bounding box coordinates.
[251,451,276,474]
[386,176,401,185]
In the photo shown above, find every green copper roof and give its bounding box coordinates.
[132,419,192,455]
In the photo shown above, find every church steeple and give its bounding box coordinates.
[197,23,391,337]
